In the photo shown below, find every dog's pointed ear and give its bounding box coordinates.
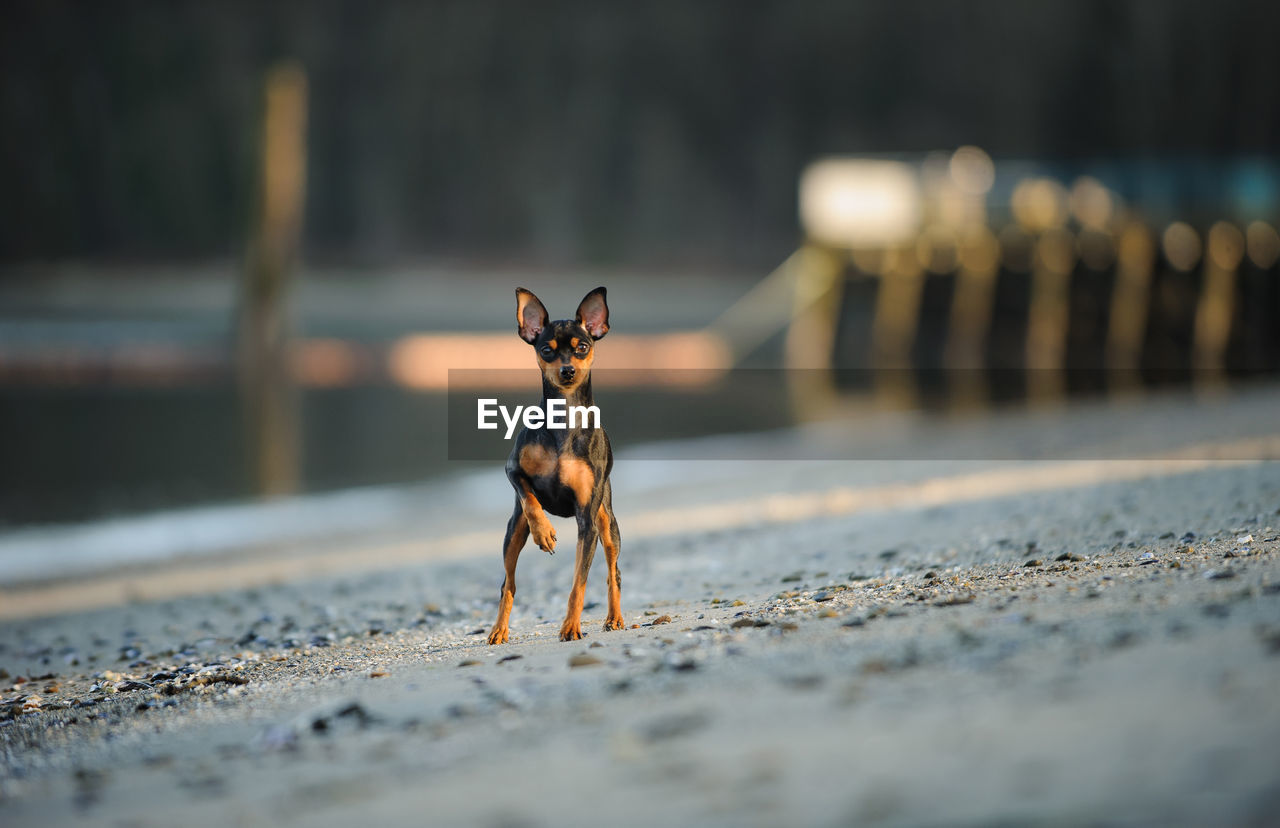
[575,287,609,340]
[515,288,549,344]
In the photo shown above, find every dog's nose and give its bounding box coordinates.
[559,364,576,381]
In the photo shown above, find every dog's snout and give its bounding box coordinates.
[559,364,576,381]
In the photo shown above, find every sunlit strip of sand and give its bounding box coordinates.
[2,435,1275,621]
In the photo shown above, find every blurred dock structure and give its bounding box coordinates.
[707,149,1280,416]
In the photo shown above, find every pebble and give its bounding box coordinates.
[568,653,602,668]
[640,711,709,742]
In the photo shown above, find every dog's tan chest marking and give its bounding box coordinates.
[518,444,556,478]
[558,456,595,507]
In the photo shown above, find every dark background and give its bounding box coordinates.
[4,0,1278,269]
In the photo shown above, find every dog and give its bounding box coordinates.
[487,287,623,644]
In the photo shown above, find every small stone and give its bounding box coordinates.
[498,654,522,664]
[568,653,602,668]
[812,591,834,602]
[664,655,697,672]
[1204,569,1237,581]
[640,711,709,742]
[731,618,769,629]
[457,659,481,668]
[1110,630,1138,648]
[650,615,672,626]
[1024,559,1043,568]
[369,671,389,678]
[1237,534,1254,545]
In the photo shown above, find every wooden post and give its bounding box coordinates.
[945,226,1000,411]
[869,245,924,410]
[1025,228,1075,405]
[238,61,308,498]
[1193,221,1244,377]
[782,244,845,420]
[1105,222,1155,394]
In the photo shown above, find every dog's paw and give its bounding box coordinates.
[603,615,625,632]
[559,618,582,641]
[486,626,509,645]
[531,519,557,554]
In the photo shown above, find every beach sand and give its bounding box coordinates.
[3,396,1280,826]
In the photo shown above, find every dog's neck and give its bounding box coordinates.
[541,374,594,410]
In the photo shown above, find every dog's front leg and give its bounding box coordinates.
[559,505,600,641]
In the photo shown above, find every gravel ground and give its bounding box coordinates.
[3,448,1280,826]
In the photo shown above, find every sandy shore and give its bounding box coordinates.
[3,396,1280,826]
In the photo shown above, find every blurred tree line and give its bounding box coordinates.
[1,0,1277,270]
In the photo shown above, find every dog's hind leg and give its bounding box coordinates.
[487,498,529,645]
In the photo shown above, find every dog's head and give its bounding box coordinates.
[515,287,609,392]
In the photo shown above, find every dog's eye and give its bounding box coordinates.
[575,343,589,356]
[540,346,553,359]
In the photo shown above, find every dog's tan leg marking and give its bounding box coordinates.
[487,511,529,645]
[598,505,624,631]
[559,533,588,641]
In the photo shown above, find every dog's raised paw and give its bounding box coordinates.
[487,627,509,645]
[531,520,557,554]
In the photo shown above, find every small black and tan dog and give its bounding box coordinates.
[487,287,623,644]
